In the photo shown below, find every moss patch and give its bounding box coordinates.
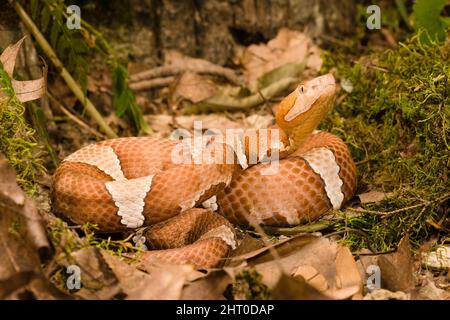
[0,63,45,193]
[322,34,449,251]
[225,269,271,300]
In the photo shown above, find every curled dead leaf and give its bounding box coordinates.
[0,36,47,103]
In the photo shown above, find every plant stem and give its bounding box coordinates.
[10,0,117,139]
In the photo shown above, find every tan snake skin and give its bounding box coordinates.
[51,74,357,269]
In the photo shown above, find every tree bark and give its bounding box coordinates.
[129,0,356,65]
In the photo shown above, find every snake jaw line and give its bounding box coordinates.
[276,73,336,152]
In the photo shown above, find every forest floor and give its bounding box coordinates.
[0,3,449,300]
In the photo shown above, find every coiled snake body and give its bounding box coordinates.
[52,74,356,268]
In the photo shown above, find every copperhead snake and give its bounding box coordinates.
[52,74,356,268]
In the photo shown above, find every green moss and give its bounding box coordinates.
[47,218,143,262]
[0,63,45,193]
[225,269,271,300]
[321,34,449,251]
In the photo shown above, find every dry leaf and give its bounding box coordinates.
[378,236,415,292]
[132,261,202,300]
[0,36,46,103]
[271,273,328,300]
[358,191,394,204]
[64,247,207,300]
[62,248,121,300]
[410,276,446,300]
[226,234,265,264]
[333,245,363,299]
[290,245,363,300]
[181,270,233,300]
[227,234,363,300]
[292,265,329,292]
[0,154,63,299]
[174,72,218,103]
[355,248,379,287]
[242,28,322,87]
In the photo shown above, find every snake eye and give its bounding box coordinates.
[299,85,305,93]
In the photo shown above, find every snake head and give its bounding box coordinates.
[275,73,336,150]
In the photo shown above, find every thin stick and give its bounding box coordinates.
[129,77,175,92]
[130,64,239,85]
[184,77,297,113]
[11,0,117,139]
[47,92,107,139]
[263,220,332,236]
[346,193,450,219]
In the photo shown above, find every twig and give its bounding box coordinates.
[11,0,117,139]
[129,76,175,92]
[184,77,297,113]
[354,249,397,256]
[47,92,107,139]
[130,64,240,85]
[263,220,333,236]
[346,193,450,219]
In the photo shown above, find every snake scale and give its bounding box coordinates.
[52,74,356,268]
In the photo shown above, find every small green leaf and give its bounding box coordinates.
[40,5,51,33]
[56,36,69,60]
[413,0,450,43]
[50,21,61,49]
[30,0,40,20]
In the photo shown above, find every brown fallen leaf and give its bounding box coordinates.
[333,245,363,299]
[378,235,415,292]
[355,248,380,289]
[181,270,233,300]
[227,234,363,300]
[226,234,265,266]
[271,273,328,300]
[174,71,218,103]
[230,234,319,266]
[410,277,446,300]
[241,28,322,88]
[0,153,65,299]
[235,236,335,289]
[291,244,362,300]
[123,260,203,300]
[293,265,329,292]
[0,36,46,103]
[62,247,204,300]
[358,191,394,204]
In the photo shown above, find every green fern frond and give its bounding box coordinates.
[27,0,149,133]
[112,64,151,134]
